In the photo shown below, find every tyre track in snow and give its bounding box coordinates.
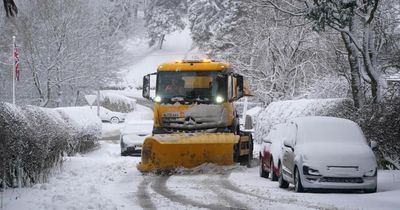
[150,175,232,209]
[137,176,157,210]
[204,174,336,210]
[203,176,249,210]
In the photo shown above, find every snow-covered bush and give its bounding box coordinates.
[0,103,101,188]
[100,92,136,113]
[354,100,400,169]
[254,98,354,143]
[56,107,102,154]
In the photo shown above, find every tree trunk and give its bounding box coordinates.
[362,23,382,103]
[158,34,165,49]
[341,32,364,108]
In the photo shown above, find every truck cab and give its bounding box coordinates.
[142,59,245,134]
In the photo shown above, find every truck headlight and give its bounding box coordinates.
[364,168,377,177]
[154,95,161,102]
[215,95,224,103]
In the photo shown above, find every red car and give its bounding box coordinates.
[259,124,285,181]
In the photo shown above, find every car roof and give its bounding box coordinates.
[290,116,357,128]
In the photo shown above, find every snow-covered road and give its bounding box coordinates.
[3,140,400,210]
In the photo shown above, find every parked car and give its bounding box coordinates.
[259,123,285,181]
[279,116,377,193]
[96,106,126,124]
[120,120,153,156]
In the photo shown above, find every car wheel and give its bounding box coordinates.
[271,159,279,181]
[259,156,269,178]
[278,164,289,189]
[364,187,377,193]
[294,167,304,193]
[110,117,120,124]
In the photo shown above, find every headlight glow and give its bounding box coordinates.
[215,95,224,103]
[154,95,161,102]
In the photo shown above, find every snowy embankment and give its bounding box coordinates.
[0,103,101,188]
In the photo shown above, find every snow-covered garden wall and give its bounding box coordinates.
[0,103,101,188]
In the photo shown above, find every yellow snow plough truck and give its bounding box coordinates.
[137,59,253,173]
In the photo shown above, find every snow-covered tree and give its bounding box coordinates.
[0,0,129,107]
[188,0,345,103]
[145,0,186,49]
[265,0,400,106]
[102,0,140,37]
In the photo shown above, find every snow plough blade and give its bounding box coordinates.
[137,133,240,173]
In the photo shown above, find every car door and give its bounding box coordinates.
[282,122,297,182]
[261,128,275,170]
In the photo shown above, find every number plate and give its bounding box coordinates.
[163,112,179,117]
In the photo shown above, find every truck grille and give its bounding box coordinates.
[320,177,363,183]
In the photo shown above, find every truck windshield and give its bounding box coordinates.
[156,71,226,103]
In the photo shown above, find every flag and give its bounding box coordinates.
[14,42,20,81]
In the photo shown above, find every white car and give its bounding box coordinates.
[279,116,377,193]
[97,107,126,124]
[120,120,153,156]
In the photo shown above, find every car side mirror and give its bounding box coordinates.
[283,139,294,151]
[370,140,377,150]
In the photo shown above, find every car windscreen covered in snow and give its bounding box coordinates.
[296,117,366,144]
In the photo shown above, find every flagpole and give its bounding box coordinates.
[12,36,16,105]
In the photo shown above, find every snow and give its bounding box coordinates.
[295,116,366,144]
[121,28,205,88]
[5,146,398,210]
[269,124,286,168]
[244,106,262,118]
[101,104,153,138]
[100,91,137,110]
[2,113,400,210]
[2,141,143,210]
[56,106,102,138]
[254,98,353,144]
[3,20,400,210]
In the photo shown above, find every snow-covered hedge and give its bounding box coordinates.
[355,100,400,169]
[254,98,354,143]
[0,103,101,188]
[100,91,136,113]
[56,107,102,154]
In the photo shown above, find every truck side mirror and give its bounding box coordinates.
[143,74,151,99]
[236,75,244,99]
[244,115,253,130]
